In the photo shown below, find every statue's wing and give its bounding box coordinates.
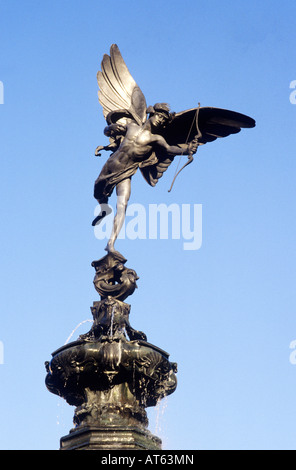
[162,106,256,146]
[140,107,255,187]
[139,152,176,187]
[97,44,147,125]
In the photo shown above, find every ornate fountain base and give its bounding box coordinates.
[59,377,162,450]
[60,425,162,450]
[45,252,177,450]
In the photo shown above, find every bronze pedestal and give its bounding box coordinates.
[45,253,177,450]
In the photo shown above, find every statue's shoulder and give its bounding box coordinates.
[125,121,141,136]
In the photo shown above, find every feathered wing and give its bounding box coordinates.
[139,152,176,187]
[97,44,147,125]
[140,106,256,186]
[164,107,256,145]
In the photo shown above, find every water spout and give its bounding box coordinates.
[64,319,93,344]
[154,396,168,435]
[109,307,115,338]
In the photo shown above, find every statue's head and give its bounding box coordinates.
[147,103,174,128]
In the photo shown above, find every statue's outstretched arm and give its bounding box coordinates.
[154,134,198,157]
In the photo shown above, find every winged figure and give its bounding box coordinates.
[93,44,255,253]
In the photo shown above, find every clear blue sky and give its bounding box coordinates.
[0,0,296,450]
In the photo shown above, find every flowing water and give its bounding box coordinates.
[109,307,115,337]
[64,319,93,344]
[153,396,168,435]
[55,319,93,428]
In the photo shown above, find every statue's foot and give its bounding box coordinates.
[92,206,112,226]
[104,243,123,259]
[104,242,115,253]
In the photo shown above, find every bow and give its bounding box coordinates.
[168,104,201,193]
[168,146,196,193]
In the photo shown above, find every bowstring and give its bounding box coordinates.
[169,103,200,190]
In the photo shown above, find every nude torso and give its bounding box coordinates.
[101,123,159,176]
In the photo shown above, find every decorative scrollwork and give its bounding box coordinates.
[92,251,139,301]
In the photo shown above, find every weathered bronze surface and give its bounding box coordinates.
[92,44,255,253]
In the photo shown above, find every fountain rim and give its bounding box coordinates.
[51,338,170,360]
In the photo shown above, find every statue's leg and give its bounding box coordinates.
[106,178,131,252]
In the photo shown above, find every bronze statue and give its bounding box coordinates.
[45,46,256,450]
[93,44,255,253]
